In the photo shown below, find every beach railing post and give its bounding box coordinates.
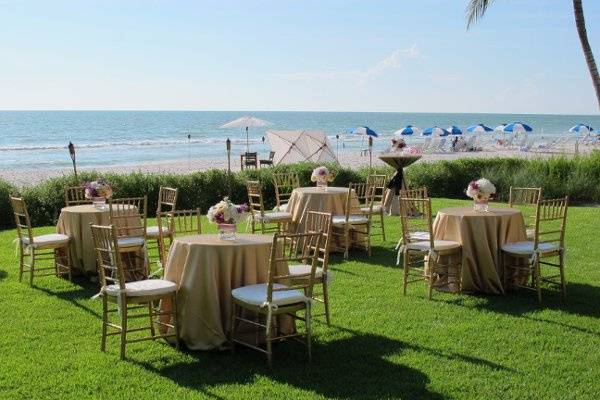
[68,141,78,183]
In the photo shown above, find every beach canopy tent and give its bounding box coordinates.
[467,124,493,133]
[219,116,272,151]
[394,125,420,136]
[503,122,532,133]
[569,124,594,134]
[447,125,463,135]
[266,130,338,165]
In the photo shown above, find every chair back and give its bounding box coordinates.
[399,186,429,200]
[268,151,275,161]
[266,232,323,304]
[509,187,542,228]
[90,224,126,290]
[246,180,265,218]
[157,186,178,213]
[10,197,34,245]
[108,196,147,240]
[273,173,300,208]
[157,208,202,264]
[303,211,332,274]
[533,197,569,251]
[244,152,258,165]
[366,174,387,208]
[65,186,91,206]
[398,197,434,248]
[347,183,374,219]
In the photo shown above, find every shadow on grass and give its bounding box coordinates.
[33,276,101,318]
[134,332,449,400]
[0,269,7,281]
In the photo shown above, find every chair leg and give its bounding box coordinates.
[120,297,128,360]
[229,300,237,352]
[101,295,108,352]
[265,308,273,368]
[148,302,156,337]
[428,263,435,300]
[322,281,331,326]
[29,251,35,286]
[172,294,180,350]
[534,259,542,303]
[18,246,24,283]
[402,250,409,296]
[306,302,312,363]
[343,227,350,259]
[379,210,386,242]
[559,251,567,300]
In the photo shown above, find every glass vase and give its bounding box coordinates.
[218,223,237,240]
[316,180,328,190]
[92,197,107,210]
[473,199,489,212]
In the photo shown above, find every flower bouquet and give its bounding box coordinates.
[311,166,334,190]
[207,197,248,240]
[466,178,496,212]
[83,180,113,209]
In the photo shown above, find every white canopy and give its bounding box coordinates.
[266,130,338,165]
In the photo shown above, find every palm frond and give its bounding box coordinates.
[466,0,495,29]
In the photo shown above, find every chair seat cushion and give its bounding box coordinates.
[273,203,288,212]
[105,279,177,297]
[117,236,146,248]
[360,205,382,214]
[145,225,170,238]
[525,228,535,240]
[501,241,560,255]
[259,211,292,222]
[288,264,324,279]
[410,231,430,241]
[407,240,461,252]
[231,283,306,307]
[332,215,369,226]
[22,233,70,249]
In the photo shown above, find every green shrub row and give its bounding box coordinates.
[1,152,599,229]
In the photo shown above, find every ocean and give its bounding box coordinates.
[0,111,598,170]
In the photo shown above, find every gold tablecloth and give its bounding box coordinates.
[432,207,526,294]
[57,204,142,274]
[162,234,292,350]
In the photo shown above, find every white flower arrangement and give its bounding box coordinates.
[207,197,248,225]
[466,178,496,201]
[311,166,334,184]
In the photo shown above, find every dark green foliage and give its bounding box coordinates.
[2,152,599,229]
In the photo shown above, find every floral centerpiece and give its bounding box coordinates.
[207,197,248,240]
[466,178,496,212]
[390,138,407,152]
[311,166,334,189]
[84,180,113,209]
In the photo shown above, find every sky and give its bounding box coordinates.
[0,0,599,114]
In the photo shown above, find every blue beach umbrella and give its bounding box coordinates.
[503,122,533,133]
[467,124,493,133]
[393,125,420,136]
[447,125,463,135]
[348,126,378,137]
[569,124,594,134]
[423,126,450,136]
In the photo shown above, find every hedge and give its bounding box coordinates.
[1,152,599,229]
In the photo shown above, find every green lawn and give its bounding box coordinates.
[0,198,599,399]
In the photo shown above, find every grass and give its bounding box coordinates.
[0,198,599,399]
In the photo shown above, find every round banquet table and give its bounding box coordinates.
[161,234,293,350]
[378,153,421,215]
[432,207,527,294]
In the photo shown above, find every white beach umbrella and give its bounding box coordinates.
[219,116,272,152]
[494,124,507,132]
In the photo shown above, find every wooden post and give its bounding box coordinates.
[226,138,232,195]
[68,142,78,183]
[368,136,373,169]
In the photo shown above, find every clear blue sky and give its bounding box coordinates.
[1,0,599,114]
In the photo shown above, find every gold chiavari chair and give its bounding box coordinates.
[289,211,333,325]
[331,183,373,259]
[90,224,179,360]
[108,196,148,279]
[156,208,202,267]
[230,231,323,367]
[364,174,387,241]
[508,187,543,239]
[273,172,300,212]
[398,197,462,299]
[10,197,72,285]
[396,187,430,248]
[146,187,178,266]
[246,180,292,234]
[65,186,91,206]
[501,196,569,302]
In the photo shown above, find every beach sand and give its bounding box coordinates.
[1,148,589,187]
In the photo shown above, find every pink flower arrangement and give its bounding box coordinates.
[466,178,496,201]
[207,197,248,225]
[311,166,334,183]
[83,180,113,200]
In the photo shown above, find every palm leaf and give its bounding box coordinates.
[466,0,495,28]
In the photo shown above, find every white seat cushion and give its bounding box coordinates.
[332,215,369,226]
[501,241,560,255]
[273,203,288,212]
[406,240,461,252]
[259,211,292,223]
[117,236,145,248]
[360,205,382,214]
[288,264,324,279]
[410,231,430,241]
[231,283,306,307]
[105,279,177,297]
[22,233,70,249]
[145,225,170,238]
[525,228,535,240]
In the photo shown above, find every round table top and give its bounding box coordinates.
[61,204,107,214]
[438,207,522,218]
[293,186,348,195]
[174,233,273,247]
[378,153,421,169]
